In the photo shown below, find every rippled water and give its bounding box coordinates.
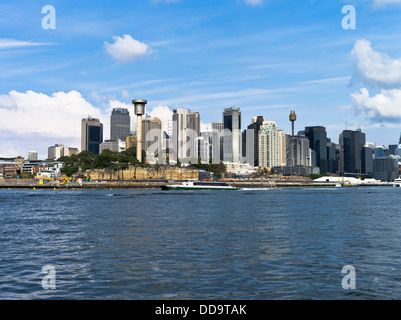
[1,186,401,299]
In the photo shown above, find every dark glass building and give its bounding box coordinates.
[110,108,130,142]
[81,117,103,155]
[339,129,367,175]
[223,107,241,162]
[244,116,264,166]
[305,126,328,174]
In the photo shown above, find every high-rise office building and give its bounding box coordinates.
[361,144,374,176]
[81,117,103,155]
[223,107,241,163]
[327,140,338,174]
[142,117,163,157]
[110,108,130,142]
[373,156,399,182]
[258,121,280,168]
[244,116,264,167]
[374,146,390,159]
[212,122,223,162]
[305,126,328,174]
[278,130,287,166]
[339,129,366,175]
[188,112,200,159]
[389,144,397,156]
[287,135,312,167]
[172,108,191,161]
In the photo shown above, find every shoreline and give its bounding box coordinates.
[0,180,393,189]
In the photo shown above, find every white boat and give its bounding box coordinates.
[393,178,401,187]
[161,180,239,190]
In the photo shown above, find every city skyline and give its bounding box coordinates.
[2,1,401,158]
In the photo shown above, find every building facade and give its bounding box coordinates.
[244,116,264,167]
[223,107,241,163]
[48,144,65,160]
[212,122,223,162]
[81,117,103,155]
[142,117,163,157]
[110,108,131,142]
[286,135,312,167]
[339,129,366,175]
[258,121,280,168]
[305,126,328,174]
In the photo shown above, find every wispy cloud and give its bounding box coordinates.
[0,39,50,50]
[242,0,264,6]
[372,0,401,8]
[300,76,351,85]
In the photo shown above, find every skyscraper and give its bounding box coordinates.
[245,116,264,167]
[142,117,163,157]
[81,117,103,155]
[223,107,241,163]
[171,108,200,161]
[326,140,338,174]
[339,129,366,175]
[305,126,328,174]
[287,135,312,167]
[258,121,280,168]
[110,108,130,142]
[188,111,200,159]
[212,122,223,162]
[278,130,287,166]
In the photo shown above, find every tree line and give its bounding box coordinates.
[58,147,227,178]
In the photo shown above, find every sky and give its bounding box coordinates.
[1,0,401,158]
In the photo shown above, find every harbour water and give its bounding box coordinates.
[1,186,401,300]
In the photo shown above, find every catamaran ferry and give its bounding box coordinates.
[161,180,240,191]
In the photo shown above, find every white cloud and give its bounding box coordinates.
[349,39,401,123]
[350,88,401,122]
[104,35,152,63]
[351,39,401,88]
[0,90,110,157]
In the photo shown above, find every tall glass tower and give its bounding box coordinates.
[223,107,241,163]
[81,117,103,155]
[110,108,130,142]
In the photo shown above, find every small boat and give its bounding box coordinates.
[393,178,401,187]
[161,180,239,190]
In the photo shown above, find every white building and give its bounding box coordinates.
[99,139,126,153]
[259,121,280,168]
[48,144,65,160]
[224,161,256,176]
[28,151,38,161]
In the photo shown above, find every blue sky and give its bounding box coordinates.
[1,0,401,158]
